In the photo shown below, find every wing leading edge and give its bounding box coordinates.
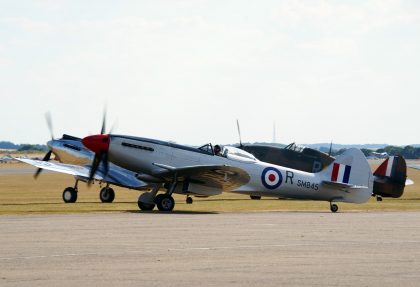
[16,158,148,189]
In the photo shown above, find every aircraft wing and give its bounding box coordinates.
[152,163,250,191]
[16,158,148,189]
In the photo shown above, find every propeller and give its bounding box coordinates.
[83,109,110,184]
[236,119,243,147]
[34,112,55,179]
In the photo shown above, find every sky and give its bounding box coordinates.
[1,0,419,146]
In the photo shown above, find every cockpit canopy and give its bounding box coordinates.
[198,143,257,162]
[284,142,305,153]
[222,146,257,161]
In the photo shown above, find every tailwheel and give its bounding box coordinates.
[63,187,77,203]
[155,194,175,212]
[250,195,261,200]
[330,203,338,213]
[376,196,383,202]
[186,196,193,204]
[100,187,115,203]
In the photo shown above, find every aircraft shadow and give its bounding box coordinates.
[0,202,138,206]
[196,198,283,202]
[125,210,219,215]
[393,198,420,201]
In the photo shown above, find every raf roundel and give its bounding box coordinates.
[261,167,283,189]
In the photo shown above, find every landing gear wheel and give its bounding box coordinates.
[63,187,77,203]
[186,196,193,204]
[100,187,115,203]
[250,195,261,200]
[155,194,175,212]
[376,196,383,202]
[138,201,155,211]
[330,203,338,213]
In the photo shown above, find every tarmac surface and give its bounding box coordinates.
[1,212,420,287]
[0,167,40,174]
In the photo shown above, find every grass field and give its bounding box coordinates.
[1,162,420,215]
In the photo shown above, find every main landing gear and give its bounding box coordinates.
[62,180,79,203]
[138,192,176,212]
[330,202,339,213]
[138,179,179,212]
[100,186,115,203]
[250,195,261,200]
[155,194,175,211]
[62,180,116,204]
[138,184,160,211]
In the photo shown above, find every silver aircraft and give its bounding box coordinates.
[16,134,152,203]
[81,133,373,213]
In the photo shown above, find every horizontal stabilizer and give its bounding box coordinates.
[406,178,414,185]
[322,180,368,189]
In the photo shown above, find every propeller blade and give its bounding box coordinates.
[34,168,43,179]
[45,112,54,140]
[88,151,110,184]
[102,152,109,175]
[109,119,118,134]
[100,109,107,135]
[328,141,333,156]
[42,150,52,162]
[236,119,243,147]
[34,150,53,179]
[88,153,101,183]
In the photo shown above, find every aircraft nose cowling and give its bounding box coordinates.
[82,134,110,154]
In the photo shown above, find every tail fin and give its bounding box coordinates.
[320,148,372,187]
[319,148,373,203]
[373,156,407,198]
[374,156,406,183]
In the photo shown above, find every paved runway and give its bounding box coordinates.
[0,167,38,174]
[1,212,420,287]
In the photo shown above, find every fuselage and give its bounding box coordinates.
[47,138,92,166]
[105,135,372,203]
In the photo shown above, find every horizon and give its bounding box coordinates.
[1,138,420,149]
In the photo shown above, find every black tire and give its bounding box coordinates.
[330,203,338,213]
[63,187,77,203]
[250,195,261,200]
[100,187,115,203]
[138,201,155,211]
[376,197,383,202]
[155,194,175,212]
[186,196,193,204]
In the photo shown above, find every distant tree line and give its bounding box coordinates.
[376,146,420,159]
[0,141,19,149]
[17,144,48,152]
[331,146,420,159]
[0,141,47,152]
